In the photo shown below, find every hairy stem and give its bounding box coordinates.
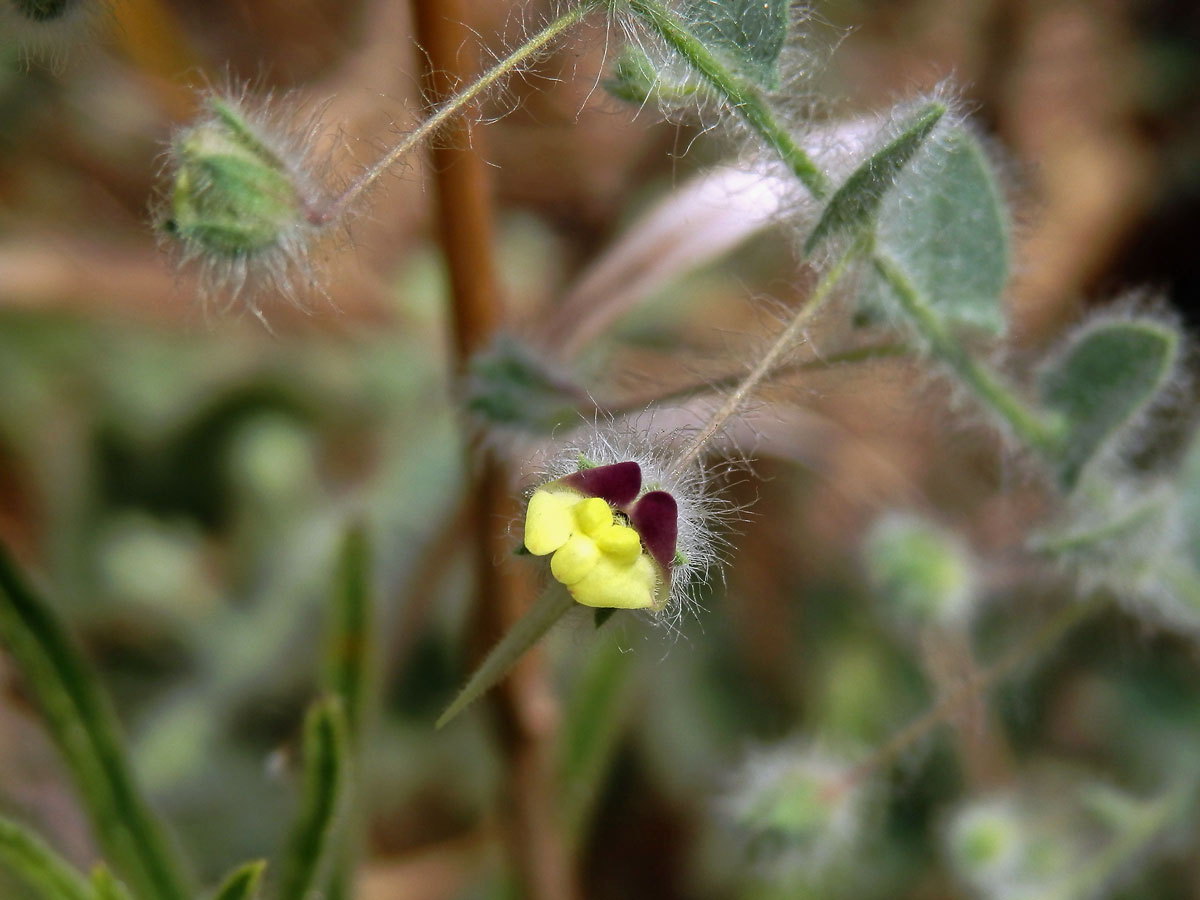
[668,249,857,476]
[626,0,830,200]
[872,253,1067,456]
[315,0,601,224]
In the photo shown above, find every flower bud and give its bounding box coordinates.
[158,90,326,315]
[863,512,975,629]
[165,96,308,259]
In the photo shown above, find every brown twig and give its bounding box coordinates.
[409,2,577,898]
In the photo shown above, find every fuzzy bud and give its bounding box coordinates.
[863,512,975,629]
[158,90,328,316]
[165,97,307,258]
[13,0,73,21]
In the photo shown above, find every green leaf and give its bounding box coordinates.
[89,865,135,900]
[0,544,191,900]
[1038,319,1179,490]
[320,523,374,900]
[209,860,266,900]
[277,698,348,900]
[804,102,946,255]
[466,336,582,433]
[0,817,91,900]
[681,0,789,89]
[437,588,575,728]
[859,127,1009,334]
[323,523,374,742]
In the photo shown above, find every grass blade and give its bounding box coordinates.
[0,543,190,900]
[210,860,266,900]
[0,816,92,900]
[276,697,348,900]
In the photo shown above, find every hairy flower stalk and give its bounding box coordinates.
[160,1,602,314]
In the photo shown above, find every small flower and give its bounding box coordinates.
[523,461,679,611]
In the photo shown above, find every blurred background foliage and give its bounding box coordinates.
[1,0,1199,898]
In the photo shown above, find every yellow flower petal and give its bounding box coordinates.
[550,535,600,585]
[595,524,641,564]
[524,488,578,556]
[573,497,614,537]
[569,554,658,610]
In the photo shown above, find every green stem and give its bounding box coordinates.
[318,0,602,223]
[626,0,830,200]
[872,253,1066,456]
[669,246,857,476]
[437,587,575,728]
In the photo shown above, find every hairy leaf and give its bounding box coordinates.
[861,127,1009,334]
[805,102,946,254]
[682,0,789,89]
[1039,319,1178,489]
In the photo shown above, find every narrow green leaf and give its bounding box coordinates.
[0,544,190,900]
[209,860,266,900]
[860,127,1009,334]
[277,698,348,900]
[323,523,373,741]
[681,0,789,89]
[1038,319,1179,489]
[804,102,946,255]
[0,816,91,900]
[320,523,375,900]
[89,865,135,900]
[437,588,575,728]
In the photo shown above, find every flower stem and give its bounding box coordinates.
[314,0,602,225]
[871,253,1067,457]
[668,247,857,476]
[626,0,830,200]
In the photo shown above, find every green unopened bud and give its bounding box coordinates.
[166,97,307,258]
[726,745,870,874]
[864,513,975,629]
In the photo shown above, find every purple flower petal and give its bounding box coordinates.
[561,461,642,508]
[631,490,678,571]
